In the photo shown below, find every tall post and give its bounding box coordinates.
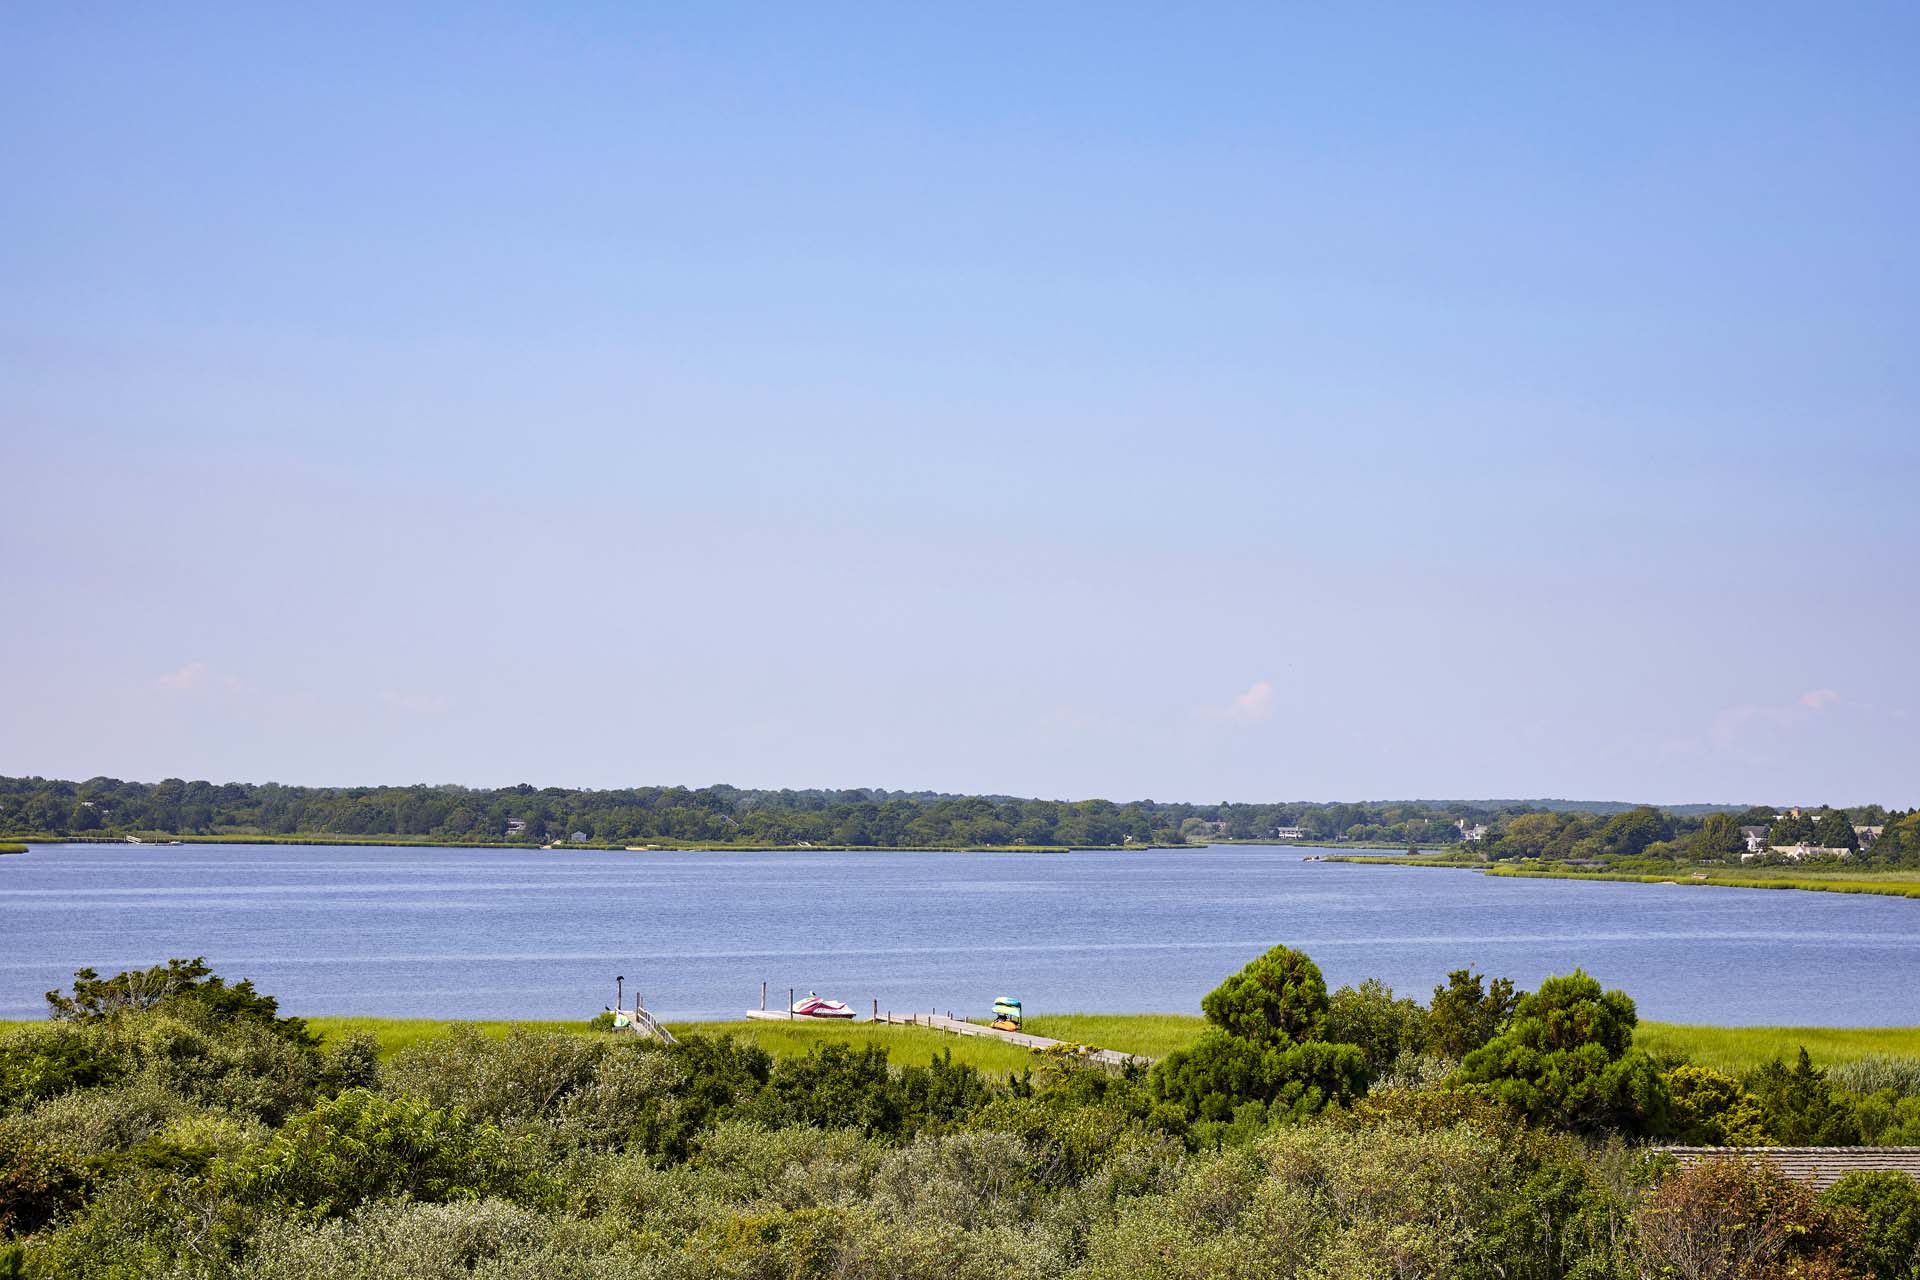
[616,975,624,1012]
[872,997,877,1022]
[789,988,794,1021]
[761,981,767,1011]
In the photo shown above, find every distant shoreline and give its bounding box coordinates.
[2,834,1195,854]
[1323,853,1920,900]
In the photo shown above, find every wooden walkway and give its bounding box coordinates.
[740,997,1152,1070]
[611,1004,676,1045]
[874,1011,1152,1070]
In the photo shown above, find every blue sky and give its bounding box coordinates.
[3,4,1916,804]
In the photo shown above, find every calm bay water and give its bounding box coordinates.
[3,842,1917,1025]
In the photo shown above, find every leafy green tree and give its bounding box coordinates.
[1771,813,1815,846]
[1151,946,1366,1125]
[1424,968,1520,1059]
[1455,970,1669,1134]
[45,958,315,1048]
[1597,805,1672,856]
[1691,813,1748,859]
[1746,1049,1861,1146]
[1872,812,1920,862]
[1821,1170,1920,1280]
[213,1088,540,1220]
[1493,813,1564,859]
[1198,944,1329,1048]
[750,1043,907,1136]
[1815,809,1860,850]
[1662,1064,1769,1145]
[1148,1027,1367,1124]
[1327,978,1427,1072]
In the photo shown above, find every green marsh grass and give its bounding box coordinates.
[1633,1023,1920,1073]
[305,1015,1046,1073]
[1022,1013,1206,1059]
[18,1013,1915,1077]
[1326,854,1920,900]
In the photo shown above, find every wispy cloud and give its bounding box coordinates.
[1709,688,1842,746]
[1225,679,1275,723]
[384,691,451,715]
[156,661,208,691]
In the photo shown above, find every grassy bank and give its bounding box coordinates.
[1324,854,1920,900]
[10,1011,1918,1077]
[13,1009,1914,1075]
[287,1013,1920,1075]
[1636,1023,1920,1072]
[302,1015,1049,1074]
[1486,865,1920,899]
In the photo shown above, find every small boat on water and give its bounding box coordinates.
[791,991,856,1019]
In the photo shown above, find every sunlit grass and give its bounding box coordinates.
[301,1014,1045,1073]
[1633,1023,1920,1072]
[306,1016,594,1058]
[17,1012,1918,1078]
[666,1019,1043,1074]
[1022,1013,1207,1058]
[1499,866,1920,896]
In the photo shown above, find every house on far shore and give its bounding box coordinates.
[1739,825,1769,854]
[505,817,528,838]
[1457,820,1489,843]
[1745,842,1852,864]
[1271,826,1307,840]
[1857,825,1884,848]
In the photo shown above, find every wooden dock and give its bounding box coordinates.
[740,985,1150,1069]
[874,1011,1152,1070]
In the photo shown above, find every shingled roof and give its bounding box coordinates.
[1655,1146,1920,1190]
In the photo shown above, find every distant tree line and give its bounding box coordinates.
[0,776,1511,847]
[1475,803,1920,867]
[2,776,1914,860]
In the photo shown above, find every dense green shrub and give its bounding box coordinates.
[1821,1170,1920,1280]
[1635,1157,1866,1279]
[1327,977,1427,1072]
[0,1022,124,1109]
[46,956,317,1049]
[1745,1049,1862,1146]
[13,954,1919,1280]
[1198,944,1329,1047]
[1663,1063,1769,1145]
[1079,1114,1631,1280]
[243,1197,645,1280]
[212,1088,546,1221]
[1424,967,1522,1059]
[1149,1028,1367,1126]
[1455,970,1669,1134]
